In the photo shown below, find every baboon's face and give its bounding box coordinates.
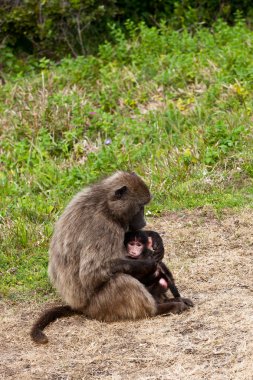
[106,172,151,230]
[127,239,144,258]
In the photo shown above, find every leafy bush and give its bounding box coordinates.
[0,0,117,59]
[1,0,253,62]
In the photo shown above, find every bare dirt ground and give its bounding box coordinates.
[1,208,253,380]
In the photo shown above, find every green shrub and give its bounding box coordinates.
[1,0,253,62]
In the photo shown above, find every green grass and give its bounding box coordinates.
[1,19,253,298]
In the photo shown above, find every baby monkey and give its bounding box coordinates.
[124,231,181,302]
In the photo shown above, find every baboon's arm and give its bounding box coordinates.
[110,257,157,279]
[158,262,181,298]
[79,256,157,291]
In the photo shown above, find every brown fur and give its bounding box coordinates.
[31,171,192,344]
[48,171,154,315]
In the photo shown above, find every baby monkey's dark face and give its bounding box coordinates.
[125,231,153,259]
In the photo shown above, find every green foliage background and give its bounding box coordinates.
[1,4,253,298]
[1,0,253,60]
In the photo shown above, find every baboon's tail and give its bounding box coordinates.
[30,305,81,344]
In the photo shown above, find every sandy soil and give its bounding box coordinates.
[1,208,253,380]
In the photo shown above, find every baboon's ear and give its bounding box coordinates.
[114,186,128,199]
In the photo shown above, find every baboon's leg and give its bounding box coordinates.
[171,297,194,307]
[177,298,193,307]
[158,262,181,298]
[85,274,157,322]
[156,300,190,315]
[155,296,194,315]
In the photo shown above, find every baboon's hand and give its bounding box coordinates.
[156,300,190,315]
[178,301,191,312]
[180,298,194,307]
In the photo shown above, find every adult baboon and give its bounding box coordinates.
[31,172,192,344]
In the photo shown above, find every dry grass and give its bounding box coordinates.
[1,209,253,380]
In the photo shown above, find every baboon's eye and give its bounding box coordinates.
[114,186,128,199]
